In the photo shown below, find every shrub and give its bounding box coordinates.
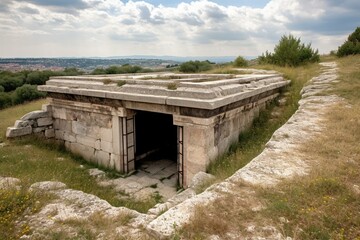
[259,34,319,67]
[97,65,144,75]
[337,27,360,57]
[167,82,177,90]
[0,92,12,109]
[0,85,4,92]
[92,68,106,75]
[25,71,48,85]
[0,75,24,92]
[179,60,213,73]
[12,84,46,104]
[234,56,248,67]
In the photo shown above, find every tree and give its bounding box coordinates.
[337,27,360,57]
[234,56,248,67]
[179,60,213,73]
[259,34,319,67]
[12,84,46,104]
[0,75,24,92]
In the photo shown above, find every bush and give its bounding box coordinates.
[0,92,12,109]
[91,65,144,75]
[12,84,46,104]
[0,85,4,92]
[234,56,248,67]
[0,75,24,92]
[337,27,360,57]
[25,71,48,85]
[179,60,213,73]
[92,68,106,75]
[259,34,319,67]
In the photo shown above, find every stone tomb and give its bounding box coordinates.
[7,72,289,187]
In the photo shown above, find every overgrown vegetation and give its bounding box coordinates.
[337,27,360,57]
[179,60,213,73]
[259,34,320,67]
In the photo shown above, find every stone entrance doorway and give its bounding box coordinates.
[133,111,181,186]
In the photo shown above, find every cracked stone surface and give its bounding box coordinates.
[97,158,178,202]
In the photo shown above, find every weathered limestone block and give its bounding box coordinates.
[52,107,66,120]
[14,120,29,128]
[95,139,101,150]
[0,177,21,190]
[100,127,112,142]
[21,110,49,120]
[55,130,65,140]
[109,154,116,169]
[64,132,76,142]
[6,126,32,138]
[41,104,52,112]
[76,135,97,148]
[95,150,110,168]
[37,117,53,127]
[69,142,95,162]
[29,181,67,192]
[72,121,87,136]
[45,129,55,138]
[72,121,100,139]
[100,140,113,153]
[54,119,72,132]
[91,112,112,128]
[189,171,215,189]
[33,127,47,133]
[111,154,122,172]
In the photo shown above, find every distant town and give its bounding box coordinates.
[0,58,181,72]
[0,55,243,73]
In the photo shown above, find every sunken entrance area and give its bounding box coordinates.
[135,111,177,164]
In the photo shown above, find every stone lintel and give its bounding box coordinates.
[49,98,130,117]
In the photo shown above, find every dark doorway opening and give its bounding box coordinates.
[135,111,177,164]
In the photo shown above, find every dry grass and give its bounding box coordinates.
[39,211,137,240]
[181,56,360,239]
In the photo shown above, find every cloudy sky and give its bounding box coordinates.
[0,0,359,58]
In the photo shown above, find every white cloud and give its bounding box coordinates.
[0,0,359,57]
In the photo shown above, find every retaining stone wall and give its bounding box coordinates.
[6,104,54,138]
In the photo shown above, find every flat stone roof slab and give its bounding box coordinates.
[39,72,289,110]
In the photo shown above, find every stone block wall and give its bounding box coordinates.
[6,104,54,138]
[50,99,122,171]
[175,93,279,186]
